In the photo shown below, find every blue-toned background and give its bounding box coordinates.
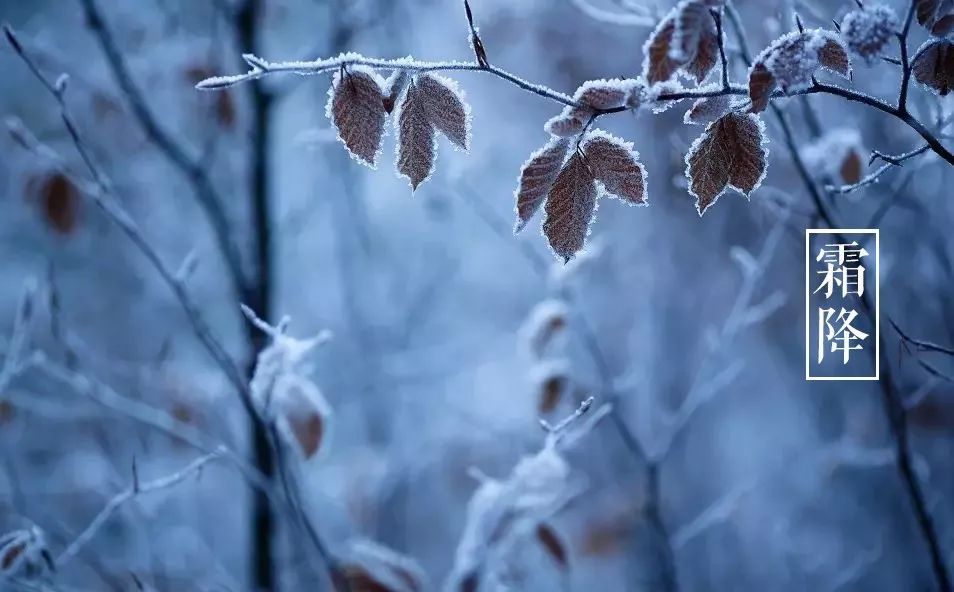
[0,1,952,591]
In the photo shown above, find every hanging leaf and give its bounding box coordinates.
[274,374,332,460]
[394,74,471,189]
[913,39,954,95]
[685,112,768,215]
[383,70,410,114]
[536,523,569,569]
[327,67,387,167]
[841,5,898,64]
[582,131,647,205]
[574,79,630,110]
[840,149,863,184]
[684,95,733,125]
[748,30,851,112]
[916,0,954,37]
[544,105,594,137]
[543,152,598,261]
[417,73,470,150]
[395,81,437,190]
[514,137,570,232]
[33,173,80,235]
[643,0,720,84]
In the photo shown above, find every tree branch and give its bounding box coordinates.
[75,0,249,301]
[56,450,225,566]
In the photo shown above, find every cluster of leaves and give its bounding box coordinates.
[290,0,954,261]
[327,66,470,189]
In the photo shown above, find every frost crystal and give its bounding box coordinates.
[842,5,898,64]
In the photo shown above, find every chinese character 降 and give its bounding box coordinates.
[818,307,869,364]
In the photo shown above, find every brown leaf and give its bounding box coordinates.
[544,105,593,137]
[575,81,627,110]
[644,1,719,84]
[35,173,80,235]
[328,67,387,167]
[840,149,863,184]
[684,95,732,125]
[749,31,851,111]
[396,81,436,190]
[644,18,681,84]
[817,38,851,78]
[288,410,324,459]
[916,0,954,36]
[416,73,470,150]
[913,39,954,96]
[842,6,898,64]
[539,374,567,414]
[342,565,392,592]
[582,132,647,205]
[514,137,570,232]
[685,112,767,216]
[543,152,598,261]
[683,24,720,83]
[536,523,569,569]
[383,70,410,114]
[747,62,775,113]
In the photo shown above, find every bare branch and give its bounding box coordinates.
[56,450,225,566]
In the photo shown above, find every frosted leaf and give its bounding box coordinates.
[748,29,851,112]
[417,73,471,150]
[514,138,571,233]
[644,17,681,84]
[543,152,598,261]
[544,105,594,137]
[684,95,733,125]
[801,128,866,184]
[520,299,570,357]
[841,5,898,64]
[340,539,427,592]
[643,1,719,84]
[573,79,630,110]
[913,39,954,95]
[916,0,954,37]
[685,112,768,216]
[384,70,410,114]
[393,74,471,189]
[0,526,52,580]
[326,66,387,168]
[395,79,437,190]
[273,373,332,459]
[582,130,648,205]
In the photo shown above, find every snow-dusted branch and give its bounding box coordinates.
[827,144,930,194]
[56,450,225,566]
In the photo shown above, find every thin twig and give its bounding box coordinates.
[827,144,930,194]
[56,450,224,566]
[75,0,249,301]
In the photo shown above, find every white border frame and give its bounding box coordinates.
[805,229,880,381]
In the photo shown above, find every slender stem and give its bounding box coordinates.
[711,9,730,91]
[56,451,224,566]
[897,0,916,114]
[76,0,249,301]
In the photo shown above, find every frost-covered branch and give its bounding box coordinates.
[55,450,225,566]
[827,144,930,194]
